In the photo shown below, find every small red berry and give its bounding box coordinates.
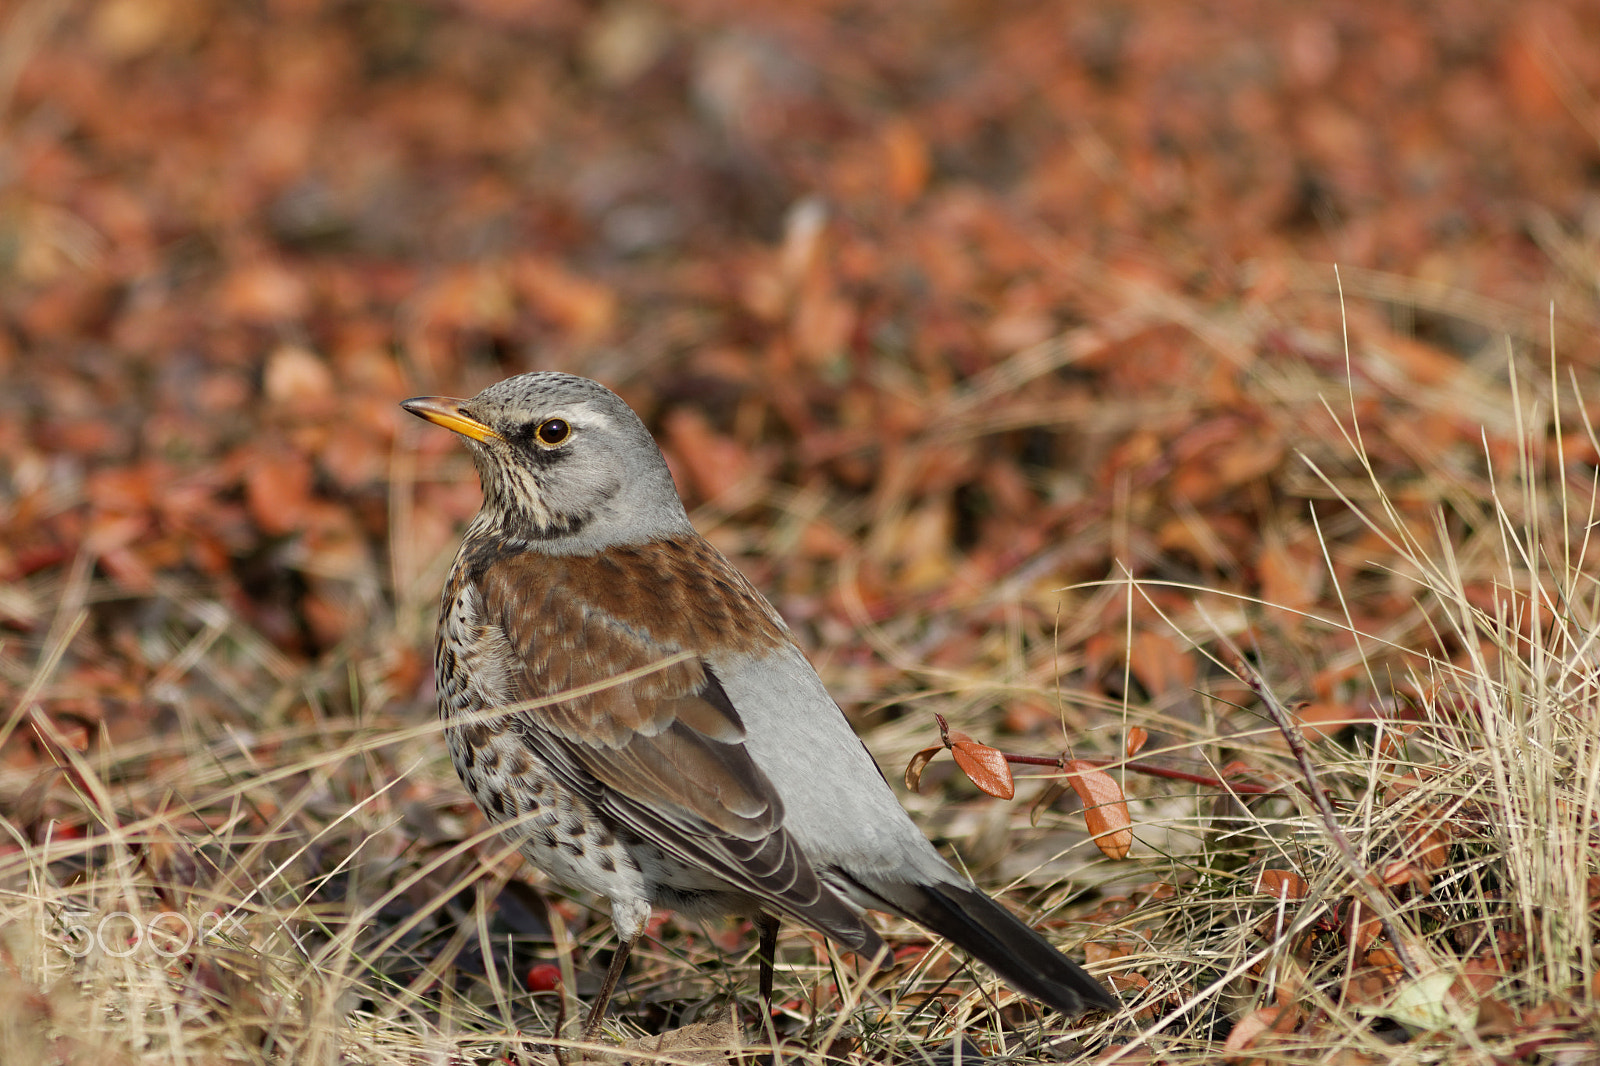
[525,963,561,992]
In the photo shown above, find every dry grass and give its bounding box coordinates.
[1,350,1597,1065]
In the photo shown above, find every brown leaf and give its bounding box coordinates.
[903,746,943,794]
[661,407,756,504]
[1029,778,1070,827]
[881,119,930,204]
[512,254,616,341]
[1129,630,1195,698]
[1223,1005,1294,1059]
[1062,760,1132,859]
[1374,334,1463,387]
[1125,726,1149,758]
[1379,860,1430,892]
[1003,696,1059,733]
[417,264,513,332]
[1382,768,1433,800]
[1474,994,1518,1037]
[220,259,310,323]
[1257,538,1325,617]
[1348,908,1383,953]
[7,768,63,844]
[263,345,335,409]
[1255,869,1308,900]
[948,731,1015,800]
[1402,805,1452,872]
[1295,700,1376,741]
[245,450,314,536]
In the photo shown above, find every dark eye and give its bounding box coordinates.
[535,418,570,445]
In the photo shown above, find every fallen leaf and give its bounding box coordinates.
[881,118,930,203]
[1257,538,1325,617]
[1223,1005,1296,1059]
[512,254,616,340]
[661,407,755,503]
[220,259,310,322]
[264,345,335,408]
[1380,859,1430,892]
[244,450,314,536]
[1130,630,1195,697]
[1256,869,1308,900]
[1296,700,1375,740]
[1376,970,1463,1032]
[1401,805,1452,872]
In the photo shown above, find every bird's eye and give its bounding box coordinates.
[535,418,570,446]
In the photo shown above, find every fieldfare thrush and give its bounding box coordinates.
[402,372,1117,1037]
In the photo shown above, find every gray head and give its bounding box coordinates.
[401,372,694,552]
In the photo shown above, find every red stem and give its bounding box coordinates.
[932,713,1280,796]
[1002,752,1278,795]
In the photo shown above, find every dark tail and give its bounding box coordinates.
[857,876,1118,1015]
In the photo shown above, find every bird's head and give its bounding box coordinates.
[402,372,694,551]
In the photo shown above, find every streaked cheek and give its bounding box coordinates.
[505,465,553,525]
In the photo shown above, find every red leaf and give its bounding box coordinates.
[947,731,1015,800]
[1062,759,1132,859]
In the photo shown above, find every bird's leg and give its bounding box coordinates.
[753,914,783,1066]
[755,913,780,1009]
[581,937,634,1041]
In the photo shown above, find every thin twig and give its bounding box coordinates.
[1238,658,1422,979]
[932,713,1281,794]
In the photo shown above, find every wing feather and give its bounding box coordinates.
[474,547,874,948]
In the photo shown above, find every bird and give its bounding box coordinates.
[401,372,1118,1037]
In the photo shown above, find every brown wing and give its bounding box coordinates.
[473,543,873,945]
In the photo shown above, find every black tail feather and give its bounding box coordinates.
[860,877,1118,1015]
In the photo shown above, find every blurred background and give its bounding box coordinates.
[3,0,1600,899]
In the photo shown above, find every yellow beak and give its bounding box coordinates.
[400,397,502,443]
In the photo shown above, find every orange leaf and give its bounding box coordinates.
[1295,700,1375,741]
[1062,760,1132,859]
[880,118,930,203]
[1255,869,1308,900]
[1364,946,1405,977]
[948,732,1015,800]
[1129,630,1195,697]
[245,451,313,536]
[263,345,335,408]
[1125,726,1149,758]
[1380,860,1430,892]
[1402,805,1452,872]
[903,746,943,794]
[661,407,755,503]
[512,254,616,341]
[220,260,310,323]
[1257,539,1324,617]
[1223,1005,1290,1059]
[1351,912,1383,953]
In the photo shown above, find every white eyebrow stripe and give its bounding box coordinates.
[572,409,613,431]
